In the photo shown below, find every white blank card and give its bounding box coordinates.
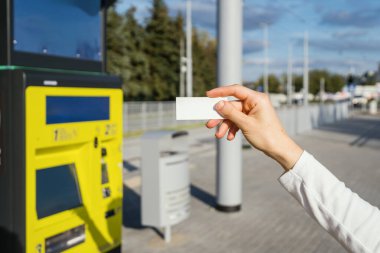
[176,97,227,120]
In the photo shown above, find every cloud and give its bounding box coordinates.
[192,2,216,29]
[244,58,271,66]
[169,0,216,29]
[244,58,295,69]
[308,39,380,53]
[313,4,325,13]
[332,30,368,39]
[244,56,370,75]
[243,40,264,54]
[321,7,380,27]
[170,1,285,31]
[244,4,285,30]
[294,36,380,54]
[310,59,367,70]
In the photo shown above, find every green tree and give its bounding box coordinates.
[327,73,345,92]
[145,0,180,100]
[360,71,377,86]
[309,70,329,95]
[254,74,282,93]
[106,7,128,80]
[193,30,217,96]
[293,75,303,92]
[106,0,218,101]
[172,13,185,96]
[122,7,151,100]
[292,70,345,94]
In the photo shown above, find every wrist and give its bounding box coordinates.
[269,136,303,171]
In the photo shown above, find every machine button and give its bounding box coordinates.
[101,148,107,157]
[105,209,116,218]
[102,187,111,198]
[94,137,98,148]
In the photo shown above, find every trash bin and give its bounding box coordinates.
[141,131,190,242]
[369,100,378,115]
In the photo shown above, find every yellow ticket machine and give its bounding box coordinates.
[0,70,123,253]
[1,0,123,252]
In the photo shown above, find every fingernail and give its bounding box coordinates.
[215,101,225,110]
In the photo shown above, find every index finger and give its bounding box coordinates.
[206,84,257,101]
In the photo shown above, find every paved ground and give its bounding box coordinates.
[121,113,380,253]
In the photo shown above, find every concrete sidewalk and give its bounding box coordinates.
[121,114,380,253]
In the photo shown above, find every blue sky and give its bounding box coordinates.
[117,0,380,82]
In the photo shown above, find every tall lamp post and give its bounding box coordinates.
[287,43,293,106]
[262,23,269,94]
[186,0,193,97]
[216,0,243,212]
[303,31,309,106]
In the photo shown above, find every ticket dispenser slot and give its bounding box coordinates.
[101,147,111,199]
[25,86,123,253]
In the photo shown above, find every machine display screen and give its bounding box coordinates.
[46,96,110,124]
[37,164,82,219]
[13,0,102,61]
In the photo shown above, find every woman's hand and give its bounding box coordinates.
[206,84,303,171]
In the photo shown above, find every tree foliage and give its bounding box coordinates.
[123,7,150,99]
[360,71,377,86]
[249,70,346,95]
[292,70,345,94]
[192,31,217,96]
[106,7,128,80]
[106,1,217,101]
[145,0,180,100]
[252,74,282,93]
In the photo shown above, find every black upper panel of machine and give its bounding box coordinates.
[0,0,116,72]
[13,0,101,62]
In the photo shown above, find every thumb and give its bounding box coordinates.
[215,101,249,130]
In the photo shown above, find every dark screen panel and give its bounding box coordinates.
[36,164,82,219]
[13,0,102,61]
[46,96,110,124]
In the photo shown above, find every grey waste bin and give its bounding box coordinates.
[141,131,190,242]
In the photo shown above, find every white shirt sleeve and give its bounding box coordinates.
[279,151,380,253]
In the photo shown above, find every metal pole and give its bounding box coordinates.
[124,103,128,133]
[158,102,163,128]
[320,77,325,104]
[216,0,243,212]
[186,0,193,97]
[263,23,269,94]
[287,43,293,106]
[141,103,147,130]
[303,31,309,106]
[180,39,186,97]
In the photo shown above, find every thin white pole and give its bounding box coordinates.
[287,43,293,106]
[263,23,269,94]
[320,77,325,104]
[180,39,185,97]
[216,0,243,212]
[186,0,193,97]
[303,31,309,106]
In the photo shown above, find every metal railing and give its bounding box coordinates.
[123,102,202,133]
[123,101,352,135]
